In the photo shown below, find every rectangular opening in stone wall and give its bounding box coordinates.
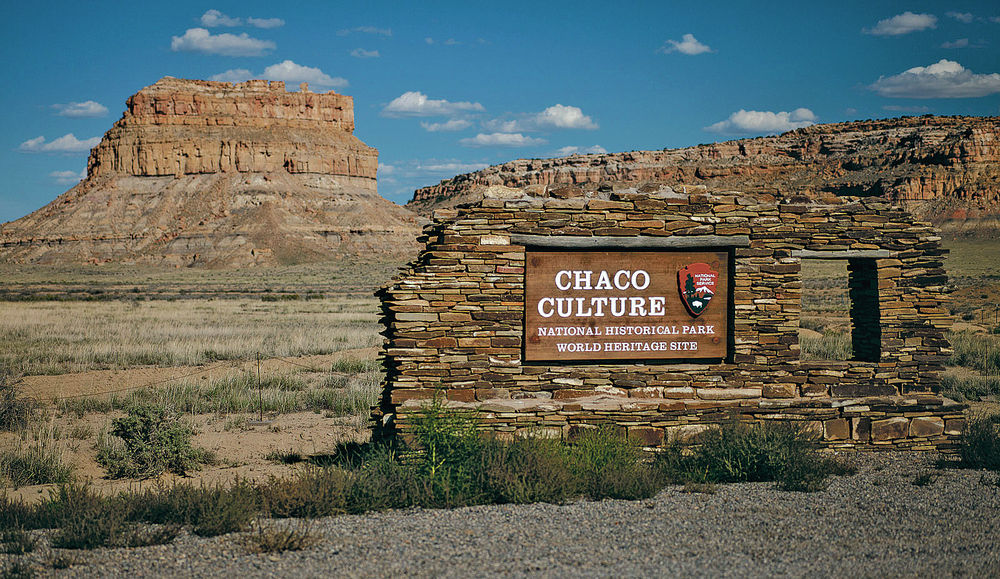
[523,249,728,362]
[847,258,881,362]
[800,259,851,360]
[799,258,880,362]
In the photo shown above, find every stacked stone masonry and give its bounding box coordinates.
[376,183,963,451]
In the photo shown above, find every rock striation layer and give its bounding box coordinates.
[1,77,421,267]
[409,116,1000,235]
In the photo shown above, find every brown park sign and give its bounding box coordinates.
[524,250,728,361]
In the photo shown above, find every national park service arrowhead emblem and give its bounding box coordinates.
[678,263,718,317]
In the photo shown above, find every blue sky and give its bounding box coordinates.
[2,1,1000,224]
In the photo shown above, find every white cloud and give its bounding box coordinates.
[991,17,1000,24]
[382,91,485,117]
[425,37,434,44]
[459,133,546,147]
[705,108,817,134]
[483,104,598,132]
[658,33,712,55]
[19,133,101,153]
[200,9,241,27]
[941,38,969,49]
[870,59,1000,98]
[52,100,108,118]
[262,60,348,89]
[248,17,284,29]
[421,119,473,132]
[555,145,607,156]
[170,28,275,56]
[50,169,87,185]
[536,104,598,129]
[946,11,974,24]
[864,12,937,36]
[378,163,396,175]
[337,26,391,37]
[350,48,380,58]
[209,69,254,83]
[199,10,283,29]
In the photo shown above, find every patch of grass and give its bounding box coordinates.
[47,553,83,570]
[330,358,379,374]
[657,421,854,492]
[0,370,38,432]
[0,432,74,488]
[61,368,381,418]
[958,413,1000,471]
[242,520,319,554]
[799,331,852,361]
[911,472,937,486]
[96,407,214,479]
[0,296,382,376]
[261,468,350,518]
[1,528,38,554]
[0,560,35,578]
[265,450,305,465]
[946,331,1000,374]
[120,480,260,537]
[47,484,129,550]
[940,373,1000,401]
[568,427,661,500]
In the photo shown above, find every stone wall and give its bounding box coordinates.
[376,183,963,451]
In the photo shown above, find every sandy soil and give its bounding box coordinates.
[6,349,378,504]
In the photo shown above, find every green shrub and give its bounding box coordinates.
[261,468,351,518]
[958,413,1000,471]
[96,407,213,479]
[568,428,661,500]
[47,484,127,550]
[656,421,853,492]
[478,437,575,504]
[123,480,259,536]
[242,520,319,554]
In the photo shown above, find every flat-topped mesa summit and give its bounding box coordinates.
[1,77,422,267]
[88,77,376,180]
[409,115,1000,235]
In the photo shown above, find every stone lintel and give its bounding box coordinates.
[793,249,894,259]
[510,234,751,249]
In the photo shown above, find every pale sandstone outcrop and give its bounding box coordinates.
[408,116,1000,234]
[1,78,422,267]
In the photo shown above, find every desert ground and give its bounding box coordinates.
[0,240,997,575]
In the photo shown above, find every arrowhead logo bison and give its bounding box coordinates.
[678,263,718,317]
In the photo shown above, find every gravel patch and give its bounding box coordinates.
[6,452,999,578]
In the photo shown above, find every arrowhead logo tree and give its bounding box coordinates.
[678,263,719,317]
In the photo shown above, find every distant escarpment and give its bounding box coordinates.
[409,116,1000,235]
[1,77,423,267]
